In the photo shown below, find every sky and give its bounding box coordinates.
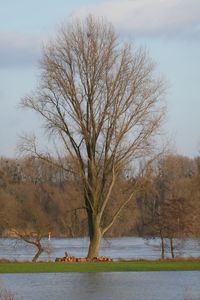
[0,0,199,158]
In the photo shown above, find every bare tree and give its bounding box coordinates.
[20,16,166,258]
[152,197,192,259]
[137,154,195,259]
[6,183,53,262]
[11,229,46,262]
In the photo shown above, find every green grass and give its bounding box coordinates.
[0,260,200,273]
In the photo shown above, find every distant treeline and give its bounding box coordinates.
[0,154,200,247]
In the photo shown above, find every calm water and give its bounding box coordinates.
[0,237,199,261]
[1,272,200,300]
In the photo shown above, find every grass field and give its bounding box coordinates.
[0,260,200,273]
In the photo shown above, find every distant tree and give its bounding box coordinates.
[0,189,17,236]
[20,16,166,258]
[0,158,22,185]
[137,154,195,258]
[150,197,192,258]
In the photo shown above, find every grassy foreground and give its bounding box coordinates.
[0,260,200,273]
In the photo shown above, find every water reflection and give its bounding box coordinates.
[1,272,200,300]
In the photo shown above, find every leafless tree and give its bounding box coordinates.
[137,154,196,259]
[5,183,53,262]
[20,16,166,258]
[11,230,46,262]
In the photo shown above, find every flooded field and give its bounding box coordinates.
[1,272,200,300]
[0,237,199,261]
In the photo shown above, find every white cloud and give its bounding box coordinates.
[74,0,200,38]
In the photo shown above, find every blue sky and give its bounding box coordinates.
[0,0,200,157]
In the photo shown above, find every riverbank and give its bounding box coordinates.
[1,260,200,273]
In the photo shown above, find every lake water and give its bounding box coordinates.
[1,272,200,300]
[0,237,199,261]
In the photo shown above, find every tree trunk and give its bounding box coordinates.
[87,227,102,258]
[160,231,165,259]
[86,210,102,258]
[170,237,175,259]
[32,243,44,262]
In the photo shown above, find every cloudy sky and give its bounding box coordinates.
[0,0,199,157]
